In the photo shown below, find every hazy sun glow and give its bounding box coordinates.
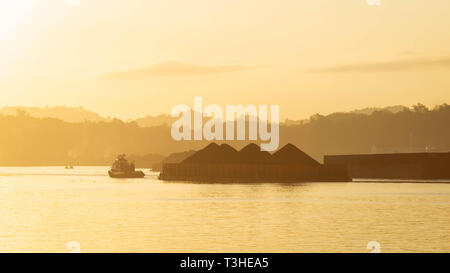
[0,0,449,120]
[0,1,37,41]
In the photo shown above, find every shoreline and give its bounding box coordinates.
[0,166,449,184]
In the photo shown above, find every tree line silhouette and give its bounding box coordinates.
[0,103,448,166]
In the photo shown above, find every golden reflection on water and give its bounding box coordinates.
[0,167,449,253]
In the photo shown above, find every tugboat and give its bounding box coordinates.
[108,154,145,178]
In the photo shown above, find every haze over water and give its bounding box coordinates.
[0,167,448,253]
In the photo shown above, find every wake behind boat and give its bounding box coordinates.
[109,154,145,178]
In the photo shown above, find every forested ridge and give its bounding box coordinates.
[0,103,448,166]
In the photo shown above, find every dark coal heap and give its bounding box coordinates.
[182,143,320,165]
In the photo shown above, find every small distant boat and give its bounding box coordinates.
[65,165,74,169]
[108,154,145,178]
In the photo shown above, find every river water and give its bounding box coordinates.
[0,167,448,253]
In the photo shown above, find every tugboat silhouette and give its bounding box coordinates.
[108,154,145,178]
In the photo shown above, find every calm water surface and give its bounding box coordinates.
[0,167,449,253]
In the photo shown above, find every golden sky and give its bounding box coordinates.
[1,0,449,120]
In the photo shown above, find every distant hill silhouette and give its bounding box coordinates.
[134,114,176,127]
[0,103,449,166]
[0,104,413,127]
[162,150,196,164]
[0,106,184,127]
[282,105,408,126]
[152,149,197,171]
[350,105,408,115]
[0,106,110,123]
